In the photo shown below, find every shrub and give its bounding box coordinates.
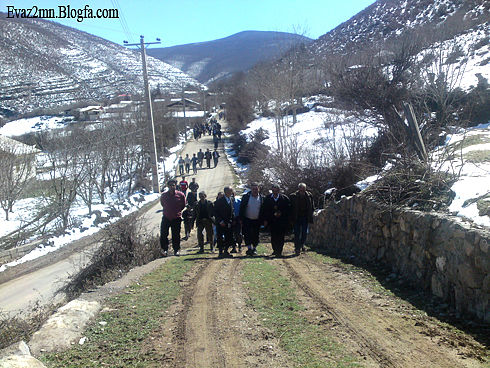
[63,214,160,298]
[361,159,456,211]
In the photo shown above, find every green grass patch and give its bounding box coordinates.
[464,150,490,163]
[40,255,196,368]
[477,197,490,216]
[449,134,490,152]
[243,246,360,368]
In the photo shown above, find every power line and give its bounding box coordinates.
[110,0,134,43]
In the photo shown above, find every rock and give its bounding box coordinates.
[453,227,465,239]
[0,341,30,358]
[0,355,46,368]
[16,342,29,357]
[431,218,441,229]
[482,275,490,293]
[29,299,101,356]
[431,274,445,298]
[436,256,446,273]
[413,228,420,241]
[474,233,481,245]
[382,225,390,238]
[453,286,465,312]
[480,238,488,254]
[458,264,483,289]
[399,217,408,233]
[463,240,474,257]
[474,255,489,273]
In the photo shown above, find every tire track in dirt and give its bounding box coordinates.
[279,257,396,368]
[215,257,294,367]
[165,254,293,368]
[279,255,481,368]
[173,258,226,367]
[214,258,245,367]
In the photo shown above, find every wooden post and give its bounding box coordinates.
[403,102,427,162]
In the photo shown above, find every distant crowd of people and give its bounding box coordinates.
[192,118,222,149]
[159,180,314,259]
[177,147,220,175]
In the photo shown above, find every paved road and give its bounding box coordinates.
[0,120,236,317]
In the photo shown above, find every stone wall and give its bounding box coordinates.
[309,195,489,322]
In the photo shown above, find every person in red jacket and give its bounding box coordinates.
[160,179,186,257]
[179,176,189,195]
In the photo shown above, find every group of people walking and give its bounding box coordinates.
[178,148,220,175]
[192,119,222,142]
[159,180,314,258]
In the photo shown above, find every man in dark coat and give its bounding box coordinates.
[197,149,204,168]
[194,191,214,253]
[239,183,264,256]
[183,187,198,239]
[191,153,198,174]
[262,183,290,257]
[289,183,314,256]
[189,177,199,193]
[160,179,186,257]
[212,149,220,168]
[213,186,235,258]
[204,149,212,168]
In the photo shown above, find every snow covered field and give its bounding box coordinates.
[0,116,68,137]
[439,123,490,227]
[240,107,490,228]
[242,108,378,155]
[0,115,188,272]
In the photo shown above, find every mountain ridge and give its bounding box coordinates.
[148,30,312,85]
[310,0,489,56]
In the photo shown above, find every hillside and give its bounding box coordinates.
[147,30,312,85]
[0,14,202,120]
[311,0,489,55]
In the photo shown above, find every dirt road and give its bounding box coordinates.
[143,242,487,368]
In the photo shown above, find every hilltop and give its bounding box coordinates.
[148,30,312,85]
[0,14,202,121]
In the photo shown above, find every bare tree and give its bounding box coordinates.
[248,35,310,156]
[42,133,86,231]
[0,139,37,220]
[416,37,469,129]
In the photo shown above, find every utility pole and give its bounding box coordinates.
[124,36,161,193]
[202,90,206,115]
[181,86,187,140]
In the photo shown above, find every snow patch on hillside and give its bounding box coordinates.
[242,109,378,158]
[239,108,489,228]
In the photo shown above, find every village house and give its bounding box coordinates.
[77,105,103,121]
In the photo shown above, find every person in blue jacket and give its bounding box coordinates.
[231,191,242,253]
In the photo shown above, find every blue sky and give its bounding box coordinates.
[4,0,375,46]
